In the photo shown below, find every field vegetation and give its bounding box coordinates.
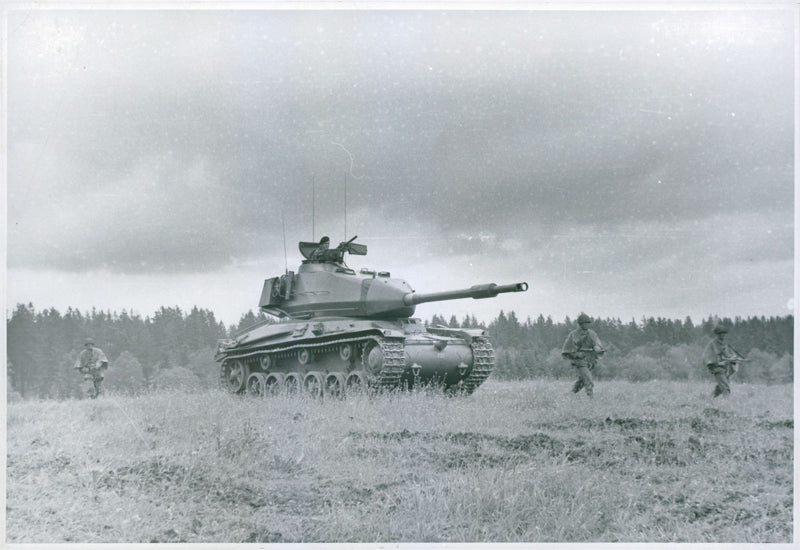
[6,379,792,543]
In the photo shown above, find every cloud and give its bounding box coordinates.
[5,8,793,322]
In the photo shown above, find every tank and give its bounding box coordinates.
[215,236,528,396]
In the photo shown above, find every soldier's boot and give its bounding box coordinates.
[572,379,584,393]
[712,385,722,398]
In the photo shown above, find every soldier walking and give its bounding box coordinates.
[702,323,744,397]
[74,337,109,399]
[562,313,605,397]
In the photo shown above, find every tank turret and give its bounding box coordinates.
[216,236,528,397]
[257,236,526,319]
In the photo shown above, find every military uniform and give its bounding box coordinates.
[562,314,605,396]
[310,236,331,261]
[702,324,743,397]
[74,339,109,398]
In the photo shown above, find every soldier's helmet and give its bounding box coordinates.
[84,337,95,346]
[713,323,728,334]
[577,313,592,325]
[320,236,330,245]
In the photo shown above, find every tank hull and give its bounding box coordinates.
[215,317,495,396]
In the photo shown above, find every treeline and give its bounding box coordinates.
[5,304,794,400]
[475,311,793,384]
[7,304,229,400]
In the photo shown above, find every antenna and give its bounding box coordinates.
[312,175,315,241]
[281,211,288,275]
[343,170,347,240]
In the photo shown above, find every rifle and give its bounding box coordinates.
[722,354,746,377]
[77,362,107,376]
[729,345,747,361]
[568,347,605,368]
[714,344,746,377]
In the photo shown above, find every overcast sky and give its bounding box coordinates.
[5,5,795,327]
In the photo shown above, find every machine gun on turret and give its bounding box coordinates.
[299,235,367,264]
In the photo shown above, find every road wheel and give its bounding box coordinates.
[264,372,285,395]
[324,372,346,398]
[222,360,249,394]
[283,372,302,394]
[303,371,325,398]
[246,373,266,397]
[345,370,367,392]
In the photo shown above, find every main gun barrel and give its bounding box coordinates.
[403,282,528,306]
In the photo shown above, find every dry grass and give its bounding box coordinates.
[5,378,793,543]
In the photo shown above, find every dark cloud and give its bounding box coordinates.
[6,8,794,321]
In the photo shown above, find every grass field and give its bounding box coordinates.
[5,378,793,543]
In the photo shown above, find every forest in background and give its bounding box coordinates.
[5,303,794,400]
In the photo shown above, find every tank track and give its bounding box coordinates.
[221,335,493,394]
[221,334,407,389]
[367,338,407,388]
[461,337,495,394]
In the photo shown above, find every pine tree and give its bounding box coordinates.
[7,303,43,397]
